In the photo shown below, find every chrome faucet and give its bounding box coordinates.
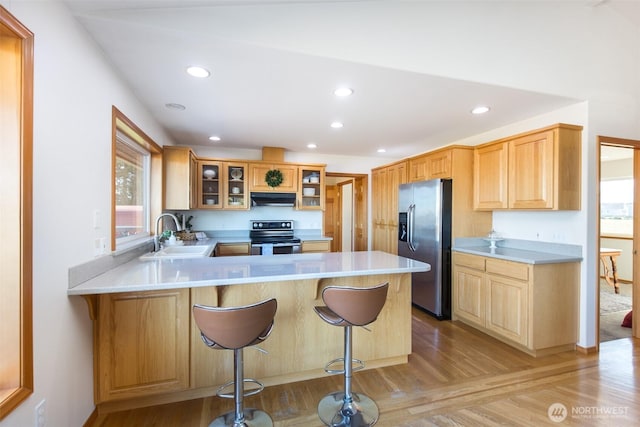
[154,213,182,251]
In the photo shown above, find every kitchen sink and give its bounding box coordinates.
[139,244,214,260]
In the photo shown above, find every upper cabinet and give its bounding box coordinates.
[223,162,249,210]
[249,163,298,193]
[408,148,452,182]
[299,166,325,210]
[163,146,196,210]
[474,123,582,211]
[196,160,223,209]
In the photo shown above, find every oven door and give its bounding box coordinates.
[251,242,301,255]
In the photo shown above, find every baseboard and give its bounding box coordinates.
[83,407,98,427]
[576,344,598,354]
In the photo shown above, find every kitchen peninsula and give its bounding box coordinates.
[69,251,429,412]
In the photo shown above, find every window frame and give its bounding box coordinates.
[111,107,162,252]
[0,6,34,420]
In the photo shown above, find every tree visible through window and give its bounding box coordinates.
[115,133,149,244]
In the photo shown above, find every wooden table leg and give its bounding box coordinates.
[600,254,620,294]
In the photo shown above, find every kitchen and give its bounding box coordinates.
[1,1,639,426]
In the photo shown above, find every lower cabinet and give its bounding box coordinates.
[452,252,579,356]
[214,242,250,256]
[96,289,190,402]
[301,240,331,253]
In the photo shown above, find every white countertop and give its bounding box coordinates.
[453,238,583,264]
[68,251,430,295]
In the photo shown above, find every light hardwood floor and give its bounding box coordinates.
[91,307,639,426]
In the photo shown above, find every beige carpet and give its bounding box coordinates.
[600,280,632,342]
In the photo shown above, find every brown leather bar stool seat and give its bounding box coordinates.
[314,282,389,427]
[193,298,277,427]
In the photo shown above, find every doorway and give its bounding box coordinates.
[324,173,368,252]
[598,138,638,345]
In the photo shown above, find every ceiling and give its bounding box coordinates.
[63,0,639,160]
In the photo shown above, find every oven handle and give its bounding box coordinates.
[251,242,301,248]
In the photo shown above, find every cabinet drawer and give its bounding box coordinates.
[486,258,529,281]
[302,240,331,253]
[453,252,485,271]
[215,243,250,256]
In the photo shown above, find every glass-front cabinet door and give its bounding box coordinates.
[224,162,248,209]
[197,160,222,209]
[299,166,325,210]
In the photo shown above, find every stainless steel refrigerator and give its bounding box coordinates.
[398,179,452,319]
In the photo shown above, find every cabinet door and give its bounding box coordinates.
[223,162,248,209]
[197,161,223,209]
[299,166,325,210]
[508,130,555,209]
[249,163,298,192]
[97,289,190,402]
[408,155,428,182]
[452,266,485,327]
[426,150,452,179]
[474,142,508,210]
[485,275,528,346]
[371,168,388,251]
[163,146,194,210]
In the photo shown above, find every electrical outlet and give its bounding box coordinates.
[35,399,45,427]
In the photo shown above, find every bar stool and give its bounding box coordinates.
[314,282,389,427]
[193,298,277,427]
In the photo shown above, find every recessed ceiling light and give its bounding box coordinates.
[209,136,221,142]
[165,103,186,110]
[186,66,211,78]
[307,143,317,149]
[377,148,386,153]
[330,121,344,129]
[334,87,354,97]
[471,106,490,115]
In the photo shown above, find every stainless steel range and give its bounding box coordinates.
[250,220,301,255]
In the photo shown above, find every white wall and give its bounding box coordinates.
[0,1,175,426]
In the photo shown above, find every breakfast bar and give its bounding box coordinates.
[69,251,429,413]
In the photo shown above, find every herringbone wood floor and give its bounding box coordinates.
[91,307,639,426]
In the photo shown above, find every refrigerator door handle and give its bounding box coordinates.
[408,204,417,251]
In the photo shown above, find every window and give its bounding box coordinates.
[115,132,150,246]
[0,6,34,419]
[112,107,162,251]
[600,178,634,237]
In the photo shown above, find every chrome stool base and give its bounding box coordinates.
[318,391,379,427]
[209,408,273,427]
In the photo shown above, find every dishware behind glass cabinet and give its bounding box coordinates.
[230,168,243,180]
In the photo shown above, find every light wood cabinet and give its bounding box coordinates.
[222,162,249,210]
[299,166,325,210]
[301,240,331,253]
[214,242,250,256]
[408,149,453,182]
[96,289,190,402]
[372,161,407,254]
[163,146,197,210]
[452,252,579,356]
[474,123,582,210]
[196,160,223,209]
[249,163,298,193]
[373,146,491,248]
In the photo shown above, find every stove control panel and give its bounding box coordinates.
[251,220,293,230]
